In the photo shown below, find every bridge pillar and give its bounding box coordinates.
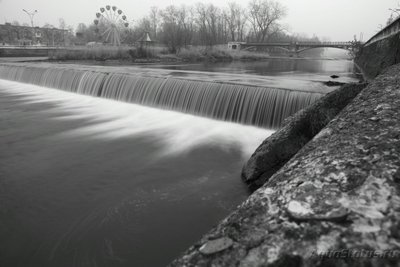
[288,43,299,57]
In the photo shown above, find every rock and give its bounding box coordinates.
[286,200,313,218]
[242,83,367,191]
[199,237,234,255]
[369,116,380,121]
[286,184,350,222]
[374,104,391,111]
[287,201,349,223]
[324,80,346,86]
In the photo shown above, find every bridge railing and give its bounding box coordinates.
[241,41,356,47]
[296,42,353,46]
[364,16,400,47]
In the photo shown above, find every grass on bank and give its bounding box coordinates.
[177,46,271,61]
[49,46,143,61]
[48,45,271,62]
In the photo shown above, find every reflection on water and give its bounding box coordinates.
[0,80,270,267]
[67,57,361,85]
[152,59,352,74]
[135,58,361,83]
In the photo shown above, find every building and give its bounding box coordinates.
[0,23,69,46]
[227,41,246,50]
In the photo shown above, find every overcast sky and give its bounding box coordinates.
[0,0,397,41]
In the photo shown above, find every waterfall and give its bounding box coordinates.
[0,65,322,129]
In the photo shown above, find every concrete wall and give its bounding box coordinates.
[355,17,400,79]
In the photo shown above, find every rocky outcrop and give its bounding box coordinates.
[242,82,367,190]
[355,32,400,79]
[170,64,400,267]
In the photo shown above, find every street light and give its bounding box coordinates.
[22,9,38,45]
[22,9,38,27]
[389,8,400,14]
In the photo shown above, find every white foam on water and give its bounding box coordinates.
[0,79,273,158]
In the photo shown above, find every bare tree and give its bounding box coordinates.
[58,18,66,45]
[178,5,196,47]
[159,5,184,52]
[58,18,66,30]
[223,2,248,42]
[75,22,103,43]
[136,17,152,33]
[76,23,87,34]
[224,3,236,41]
[194,3,223,46]
[149,6,159,39]
[205,4,220,45]
[195,3,208,45]
[248,0,286,42]
[236,5,247,42]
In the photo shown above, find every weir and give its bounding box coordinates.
[0,64,323,129]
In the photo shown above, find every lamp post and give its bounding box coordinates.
[22,9,38,45]
[389,8,400,15]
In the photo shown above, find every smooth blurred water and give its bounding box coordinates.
[0,80,270,267]
[0,64,327,129]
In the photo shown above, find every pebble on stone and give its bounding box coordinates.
[199,237,234,255]
[287,200,313,218]
[287,200,349,222]
[369,116,380,121]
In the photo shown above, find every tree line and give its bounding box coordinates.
[3,0,323,51]
[129,0,290,52]
[71,0,323,52]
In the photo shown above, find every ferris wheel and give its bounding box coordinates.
[94,5,129,46]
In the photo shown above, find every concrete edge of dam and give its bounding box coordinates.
[0,61,338,93]
[170,63,400,266]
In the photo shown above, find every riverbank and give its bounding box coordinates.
[1,45,354,65]
[46,46,273,63]
[45,45,346,64]
[170,62,400,267]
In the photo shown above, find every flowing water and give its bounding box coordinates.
[0,63,327,129]
[0,58,359,267]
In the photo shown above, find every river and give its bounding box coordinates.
[0,57,359,267]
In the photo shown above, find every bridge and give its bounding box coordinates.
[228,41,363,55]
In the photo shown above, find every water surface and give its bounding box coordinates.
[0,80,270,267]
[56,58,361,91]
[0,57,360,266]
